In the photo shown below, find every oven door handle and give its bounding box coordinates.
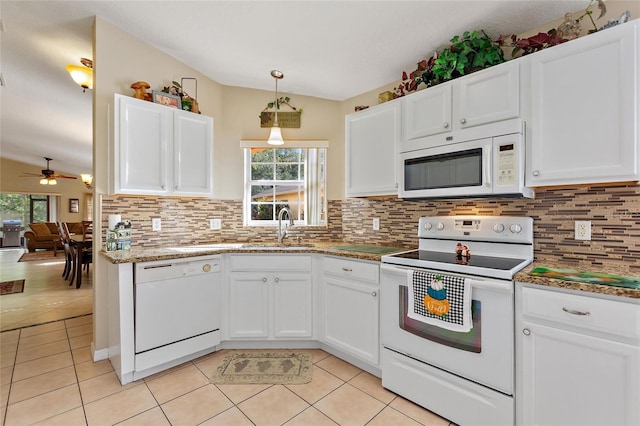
[381,264,513,293]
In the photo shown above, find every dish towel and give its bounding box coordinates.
[407,270,473,332]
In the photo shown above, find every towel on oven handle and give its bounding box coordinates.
[406,270,473,332]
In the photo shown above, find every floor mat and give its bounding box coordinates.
[18,251,60,262]
[210,352,312,384]
[0,279,25,295]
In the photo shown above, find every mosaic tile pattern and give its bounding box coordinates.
[101,183,640,273]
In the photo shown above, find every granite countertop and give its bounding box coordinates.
[516,259,640,299]
[100,241,412,264]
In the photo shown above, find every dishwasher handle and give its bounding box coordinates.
[136,256,221,283]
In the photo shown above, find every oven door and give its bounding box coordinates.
[380,263,514,395]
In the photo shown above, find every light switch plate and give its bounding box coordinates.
[372,218,380,231]
[152,218,161,231]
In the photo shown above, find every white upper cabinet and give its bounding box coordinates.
[401,60,520,152]
[115,95,170,194]
[527,20,639,187]
[173,110,214,195]
[112,94,214,196]
[345,101,401,197]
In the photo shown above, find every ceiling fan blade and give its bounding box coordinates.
[54,175,78,179]
[20,173,45,177]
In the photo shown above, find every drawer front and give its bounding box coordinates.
[323,256,379,284]
[522,286,640,340]
[229,254,312,272]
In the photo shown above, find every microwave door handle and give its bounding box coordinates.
[484,145,492,187]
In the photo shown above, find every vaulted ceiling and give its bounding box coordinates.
[1,1,592,178]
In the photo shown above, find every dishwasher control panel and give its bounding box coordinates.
[135,255,221,283]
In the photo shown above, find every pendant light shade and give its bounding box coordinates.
[267,126,284,145]
[66,58,93,92]
[267,70,285,145]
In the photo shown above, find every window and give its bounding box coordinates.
[243,142,327,226]
[0,193,54,225]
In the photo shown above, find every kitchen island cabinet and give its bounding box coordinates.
[112,94,213,196]
[345,100,401,197]
[527,19,639,187]
[516,282,640,426]
[226,254,313,340]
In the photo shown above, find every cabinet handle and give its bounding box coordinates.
[274,277,280,283]
[460,118,467,124]
[532,170,540,177]
[371,291,377,297]
[175,186,179,190]
[342,267,352,272]
[562,307,590,316]
[161,185,166,190]
[522,328,531,336]
[262,277,267,282]
[443,122,449,129]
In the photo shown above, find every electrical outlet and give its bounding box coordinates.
[575,220,591,241]
[372,218,380,231]
[209,218,222,230]
[152,218,161,231]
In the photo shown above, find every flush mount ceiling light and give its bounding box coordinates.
[267,70,284,146]
[66,58,93,92]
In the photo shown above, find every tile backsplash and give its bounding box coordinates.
[102,183,639,273]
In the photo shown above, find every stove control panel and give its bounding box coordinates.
[419,216,533,244]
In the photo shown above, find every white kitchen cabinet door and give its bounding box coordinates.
[322,275,379,365]
[115,95,170,194]
[401,61,520,153]
[401,83,453,151]
[228,273,270,338]
[113,94,214,196]
[455,60,519,129]
[345,101,401,196]
[527,21,639,187]
[173,110,214,196]
[519,321,640,426]
[273,272,313,338]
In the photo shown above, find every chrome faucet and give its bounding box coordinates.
[277,207,294,243]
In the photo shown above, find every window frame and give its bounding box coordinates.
[241,140,328,227]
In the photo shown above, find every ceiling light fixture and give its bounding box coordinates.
[40,177,57,186]
[80,174,93,190]
[66,58,93,92]
[267,70,284,146]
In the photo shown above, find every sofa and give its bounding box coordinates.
[24,222,63,253]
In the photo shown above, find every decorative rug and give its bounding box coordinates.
[210,352,312,385]
[0,280,25,295]
[18,251,59,262]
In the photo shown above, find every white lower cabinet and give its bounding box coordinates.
[321,257,380,366]
[516,283,640,426]
[227,254,313,339]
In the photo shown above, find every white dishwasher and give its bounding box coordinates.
[134,255,221,374]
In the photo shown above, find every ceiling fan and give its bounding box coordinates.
[21,157,78,185]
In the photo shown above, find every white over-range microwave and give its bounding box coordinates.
[399,121,534,199]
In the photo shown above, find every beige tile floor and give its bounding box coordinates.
[0,248,93,332]
[0,247,455,425]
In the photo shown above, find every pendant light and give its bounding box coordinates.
[66,58,93,92]
[267,70,284,145]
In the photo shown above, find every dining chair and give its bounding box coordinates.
[57,222,74,281]
[62,222,92,288]
[82,220,93,240]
